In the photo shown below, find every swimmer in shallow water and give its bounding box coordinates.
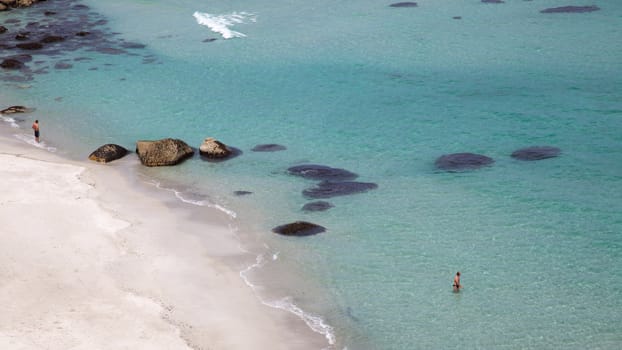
[453,272,462,292]
[32,119,39,143]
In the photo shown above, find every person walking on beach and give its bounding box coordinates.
[32,119,39,143]
[453,272,462,292]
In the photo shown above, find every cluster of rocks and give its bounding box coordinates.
[0,0,155,83]
[273,164,379,237]
[87,137,244,166]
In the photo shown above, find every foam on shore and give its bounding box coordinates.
[240,251,337,347]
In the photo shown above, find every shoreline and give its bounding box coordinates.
[0,131,329,349]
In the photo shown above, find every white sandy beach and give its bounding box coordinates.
[0,134,326,349]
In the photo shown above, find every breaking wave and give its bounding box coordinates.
[193,11,256,39]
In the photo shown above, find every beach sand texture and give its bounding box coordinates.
[0,136,325,349]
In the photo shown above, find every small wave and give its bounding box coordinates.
[239,253,266,289]
[1,116,19,128]
[193,11,256,39]
[240,252,336,347]
[13,133,57,152]
[265,297,336,346]
[146,179,238,219]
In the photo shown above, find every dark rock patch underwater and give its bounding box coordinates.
[435,153,494,171]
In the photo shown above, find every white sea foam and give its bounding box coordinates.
[145,179,238,219]
[265,297,336,346]
[1,116,19,128]
[193,11,256,39]
[239,252,336,347]
[13,133,57,152]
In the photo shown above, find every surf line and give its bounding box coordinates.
[193,11,256,39]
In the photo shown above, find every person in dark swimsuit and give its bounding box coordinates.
[32,119,39,143]
[453,272,462,292]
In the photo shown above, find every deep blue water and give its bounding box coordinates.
[2,1,622,349]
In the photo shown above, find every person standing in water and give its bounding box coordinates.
[453,272,462,292]
[32,119,39,143]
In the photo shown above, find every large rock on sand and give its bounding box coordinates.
[272,221,326,237]
[88,144,129,163]
[136,138,194,167]
[199,137,231,158]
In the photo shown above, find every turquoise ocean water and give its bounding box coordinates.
[2,0,622,348]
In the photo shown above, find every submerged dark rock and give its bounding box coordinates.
[288,164,358,181]
[120,42,146,49]
[272,221,326,237]
[303,181,378,199]
[88,144,129,163]
[389,2,418,7]
[511,146,561,161]
[252,144,287,152]
[234,190,253,196]
[435,153,494,171]
[16,42,43,50]
[0,58,24,70]
[41,35,64,43]
[54,61,72,69]
[540,6,600,13]
[482,0,504,3]
[0,26,7,34]
[15,32,29,40]
[302,201,334,212]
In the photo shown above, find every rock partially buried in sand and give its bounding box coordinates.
[272,221,326,237]
[389,2,418,7]
[88,144,129,163]
[303,181,378,199]
[540,6,600,13]
[288,164,358,182]
[251,144,287,152]
[0,105,30,114]
[435,153,494,171]
[199,137,231,158]
[511,146,561,161]
[302,201,334,212]
[136,138,194,167]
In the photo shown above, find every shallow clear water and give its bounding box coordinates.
[2,0,622,349]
